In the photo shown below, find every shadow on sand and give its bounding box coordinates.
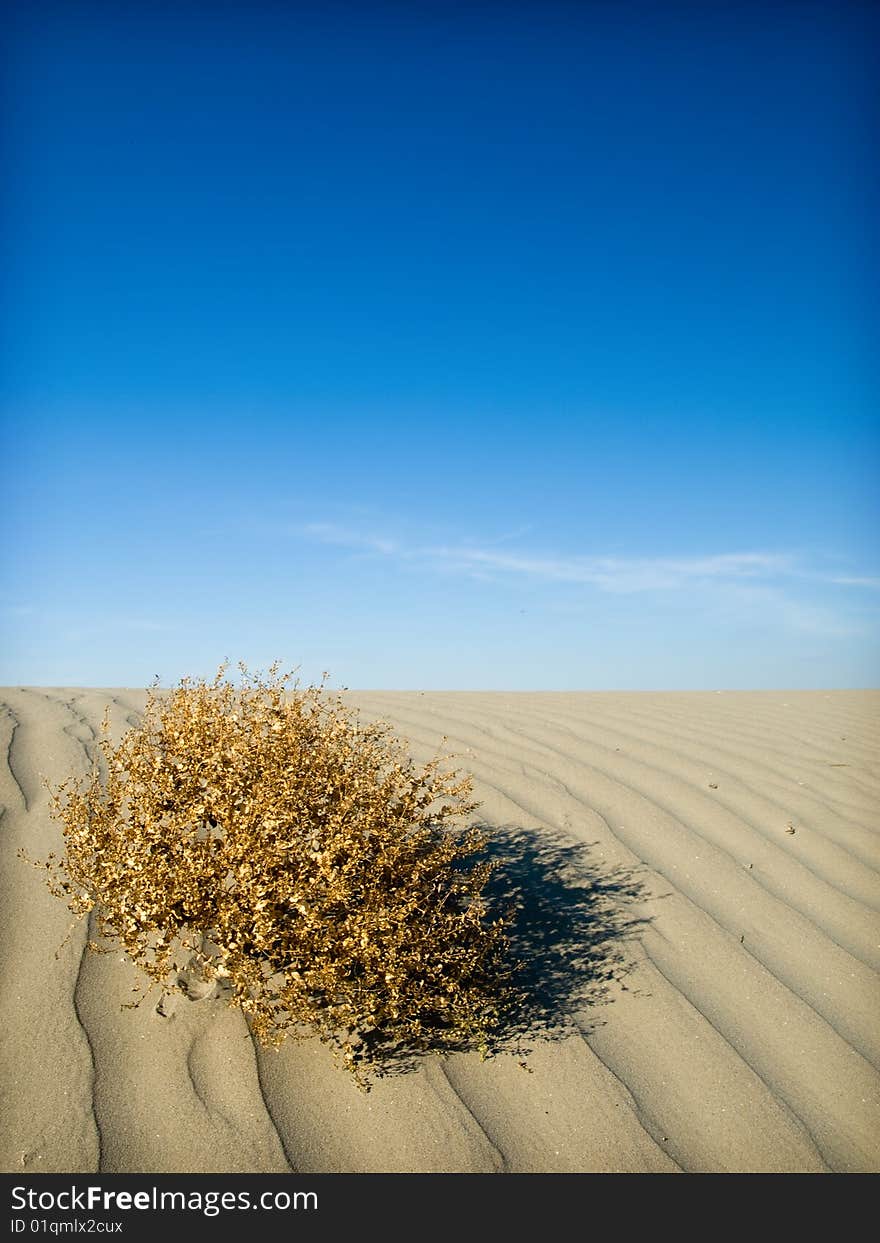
[356,821,652,1082]
[480,822,651,1043]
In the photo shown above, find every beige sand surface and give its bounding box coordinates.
[1,687,877,1173]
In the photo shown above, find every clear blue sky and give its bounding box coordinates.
[2,1,877,689]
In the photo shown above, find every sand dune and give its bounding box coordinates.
[1,687,877,1173]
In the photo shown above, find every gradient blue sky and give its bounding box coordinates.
[2,1,878,689]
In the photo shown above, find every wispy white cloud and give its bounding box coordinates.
[1,601,175,632]
[459,523,536,549]
[117,618,176,633]
[423,547,791,592]
[302,522,399,557]
[54,616,177,644]
[824,574,880,589]
[711,583,865,638]
[294,522,792,593]
[290,519,880,641]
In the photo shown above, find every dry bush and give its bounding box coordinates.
[37,663,515,1083]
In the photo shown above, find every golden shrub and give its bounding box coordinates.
[39,663,514,1082]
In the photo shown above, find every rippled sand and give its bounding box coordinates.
[1,688,877,1172]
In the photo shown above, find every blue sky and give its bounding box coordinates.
[2,1,878,689]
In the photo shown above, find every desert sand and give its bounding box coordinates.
[1,687,877,1174]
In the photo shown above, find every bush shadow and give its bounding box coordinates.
[362,821,652,1081]
[479,822,651,1050]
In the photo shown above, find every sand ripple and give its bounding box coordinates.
[1,688,877,1172]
